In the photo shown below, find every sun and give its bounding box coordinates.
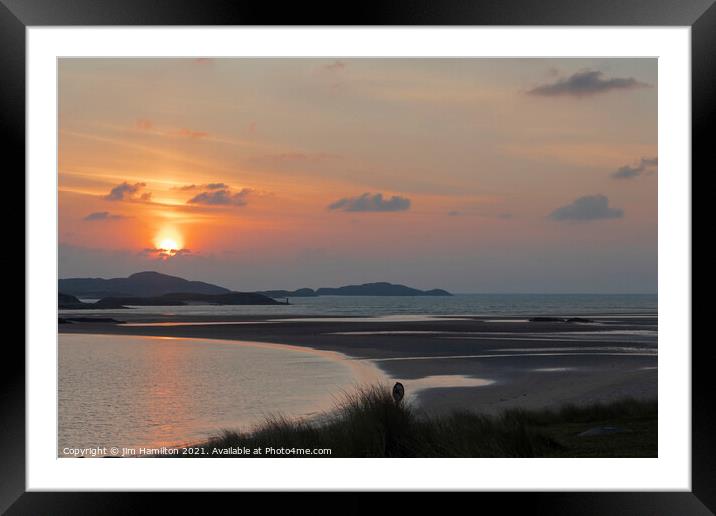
[158,238,179,251]
[154,229,184,256]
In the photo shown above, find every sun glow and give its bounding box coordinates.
[158,238,179,251]
[154,229,184,255]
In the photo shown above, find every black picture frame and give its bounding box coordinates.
[4,0,708,512]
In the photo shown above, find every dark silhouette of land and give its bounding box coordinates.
[59,271,453,300]
[59,271,230,298]
[58,291,285,309]
[95,292,285,307]
[58,292,85,308]
[256,282,452,298]
[315,282,451,296]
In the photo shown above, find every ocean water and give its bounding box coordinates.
[66,293,658,318]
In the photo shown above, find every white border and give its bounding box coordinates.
[27,27,691,491]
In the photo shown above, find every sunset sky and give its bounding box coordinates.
[58,58,657,293]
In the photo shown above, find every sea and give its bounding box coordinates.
[66,293,658,318]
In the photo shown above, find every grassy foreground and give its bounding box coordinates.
[179,385,657,458]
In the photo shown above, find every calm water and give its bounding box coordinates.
[58,334,497,456]
[58,334,384,456]
[66,293,658,318]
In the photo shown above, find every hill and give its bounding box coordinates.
[315,282,451,296]
[59,291,285,309]
[59,272,452,301]
[58,271,230,298]
[58,292,87,309]
[95,292,284,307]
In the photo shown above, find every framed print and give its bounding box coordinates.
[5,0,709,511]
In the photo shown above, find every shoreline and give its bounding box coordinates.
[59,313,657,415]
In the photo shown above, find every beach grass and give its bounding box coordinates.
[176,384,657,458]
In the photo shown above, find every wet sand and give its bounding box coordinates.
[59,313,658,415]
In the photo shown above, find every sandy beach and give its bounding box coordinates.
[59,313,657,416]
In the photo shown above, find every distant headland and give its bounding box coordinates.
[256,282,451,298]
[58,272,283,309]
[58,272,452,308]
[59,271,230,298]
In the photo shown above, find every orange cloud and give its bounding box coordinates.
[187,188,253,207]
[141,247,192,260]
[528,70,650,98]
[173,182,228,191]
[104,181,150,202]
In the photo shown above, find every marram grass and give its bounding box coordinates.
[174,384,656,458]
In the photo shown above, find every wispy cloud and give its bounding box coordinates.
[187,188,253,206]
[134,119,208,139]
[611,157,658,179]
[550,195,623,221]
[169,128,209,139]
[104,181,150,202]
[254,152,341,163]
[528,70,649,98]
[141,247,192,260]
[83,211,128,221]
[328,193,411,212]
[174,182,229,191]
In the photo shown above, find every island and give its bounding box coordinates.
[315,282,451,296]
[58,271,229,298]
[256,282,451,298]
[59,291,286,309]
[59,272,453,306]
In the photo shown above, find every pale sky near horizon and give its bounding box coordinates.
[58,58,657,293]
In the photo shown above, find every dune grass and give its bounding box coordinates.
[178,384,657,458]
